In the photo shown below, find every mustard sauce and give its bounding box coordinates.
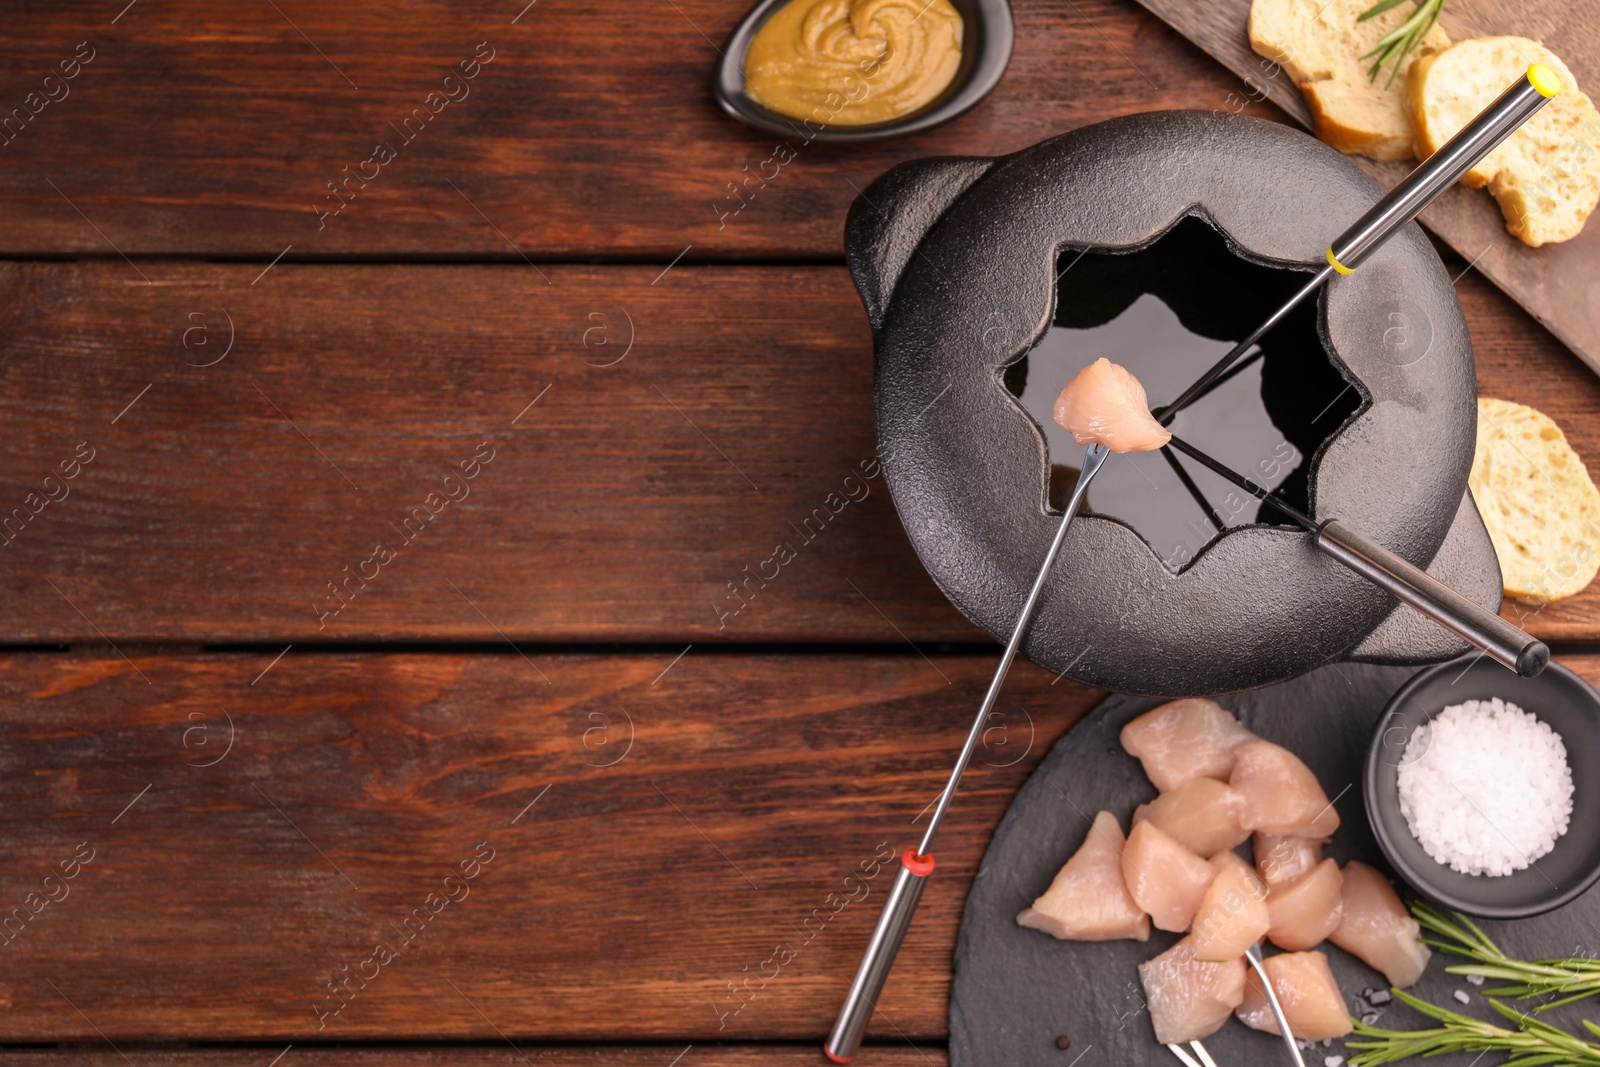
[744,0,964,126]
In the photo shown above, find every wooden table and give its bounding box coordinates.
[2,2,1599,1064]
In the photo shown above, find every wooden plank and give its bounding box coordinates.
[5,650,1600,1043]
[0,1050,943,1067]
[0,650,1097,1041]
[1129,0,1600,375]
[2,262,1599,644]
[0,261,978,644]
[0,0,1280,258]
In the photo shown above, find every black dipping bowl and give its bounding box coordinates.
[1366,655,1600,918]
[713,0,1013,143]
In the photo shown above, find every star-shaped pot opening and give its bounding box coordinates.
[1000,214,1363,573]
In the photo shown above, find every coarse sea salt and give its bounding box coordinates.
[1397,697,1573,877]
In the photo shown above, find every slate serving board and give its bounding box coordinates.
[950,662,1600,1067]
[1128,0,1600,376]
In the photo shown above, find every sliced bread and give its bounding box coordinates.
[1470,397,1600,605]
[1249,0,1450,161]
[1408,37,1600,246]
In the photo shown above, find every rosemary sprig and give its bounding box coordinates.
[1348,990,1600,1066]
[1413,901,1600,1010]
[1356,0,1447,88]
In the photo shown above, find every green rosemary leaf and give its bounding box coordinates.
[1382,29,1417,86]
[1357,0,1411,20]
[1356,0,1447,84]
[1349,988,1600,1066]
[1349,911,1600,1064]
[1358,34,1401,63]
[1408,901,1600,1009]
[1533,988,1600,1012]
[1450,909,1497,947]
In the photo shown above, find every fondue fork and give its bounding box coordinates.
[825,443,1110,1063]
[826,66,1562,1066]
[1166,1040,1223,1067]
[1155,64,1561,426]
[1243,941,1308,1067]
[1164,432,1548,677]
[1165,944,1306,1067]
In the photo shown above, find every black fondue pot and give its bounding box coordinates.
[847,111,1504,696]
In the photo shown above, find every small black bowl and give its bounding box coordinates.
[713,0,1013,143]
[1365,655,1600,918]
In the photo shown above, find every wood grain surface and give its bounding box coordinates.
[1,261,1598,645]
[0,650,1096,1041]
[0,1051,942,1067]
[2,648,1596,1043]
[0,262,975,645]
[1129,0,1600,373]
[0,0,1281,259]
[4,0,1600,1056]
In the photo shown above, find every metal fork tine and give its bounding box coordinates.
[1166,1043,1204,1067]
[1247,941,1308,1067]
[1189,1040,1221,1067]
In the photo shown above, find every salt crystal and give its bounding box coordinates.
[1368,990,1392,1004]
[1325,1058,1345,1067]
[1453,989,1470,1004]
[1397,698,1573,877]
[1466,974,1485,986]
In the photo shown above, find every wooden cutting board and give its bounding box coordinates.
[1130,0,1600,375]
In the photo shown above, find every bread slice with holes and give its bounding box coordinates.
[1471,398,1600,605]
[1249,0,1450,161]
[1408,37,1600,246]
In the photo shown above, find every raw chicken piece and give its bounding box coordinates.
[1328,861,1431,988]
[1191,851,1270,961]
[1053,357,1173,453]
[1133,778,1251,857]
[1236,950,1353,1040]
[1017,811,1150,942]
[1253,832,1324,888]
[1122,821,1217,933]
[1265,858,1344,952]
[1230,740,1341,838]
[1138,936,1247,1045]
[1121,698,1256,792]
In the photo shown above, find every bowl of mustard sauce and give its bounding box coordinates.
[714,0,1014,142]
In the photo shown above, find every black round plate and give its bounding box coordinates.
[950,662,1600,1067]
[713,0,1013,143]
[1366,655,1600,918]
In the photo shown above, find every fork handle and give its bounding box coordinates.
[1314,520,1548,677]
[824,851,934,1062]
[1325,65,1557,273]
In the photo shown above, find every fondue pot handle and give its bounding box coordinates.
[1315,519,1550,677]
[1326,65,1560,274]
